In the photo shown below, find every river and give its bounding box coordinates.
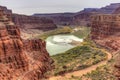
[46,34,83,55]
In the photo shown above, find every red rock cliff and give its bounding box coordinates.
[22,39,53,80]
[91,14,120,51]
[90,12,120,80]
[12,14,57,31]
[0,6,53,80]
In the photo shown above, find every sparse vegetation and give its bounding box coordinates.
[68,54,117,80]
[39,27,72,40]
[72,27,91,38]
[43,26,112,79]
[71,65,117,80]
[51,43,107,76]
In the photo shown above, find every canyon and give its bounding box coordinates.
[0,5,53,80]
[0,2,120,80]
[2,3,120,29]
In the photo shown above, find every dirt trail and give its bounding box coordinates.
[49,50,112,80]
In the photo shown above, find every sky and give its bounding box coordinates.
[0,0,120,15]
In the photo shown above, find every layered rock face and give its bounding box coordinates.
[91,6,120,38]
[98,3,120,14]
[91,14,120,51]
[0,6,53,80]
[72,3,120,26]
[22,39,53,80]
[0,6,12,21]
[73,12,95,26]
[0,7,29,80]
[91,14,120,39]
[34,13,74,26]
[34,3,120,26]
[12,14,57,31]
[113,6,120,14]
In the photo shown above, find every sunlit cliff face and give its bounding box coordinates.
[0,6,53,80]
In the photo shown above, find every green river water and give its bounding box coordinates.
[46,35,83,55]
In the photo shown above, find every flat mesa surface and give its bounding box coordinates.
[46,35,83,55]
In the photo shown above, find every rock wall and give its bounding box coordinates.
[0,6,12,21]
[91,14,118,39]
[34,13,74,26]
[22,39,53,80]
[34,3,120,26]
[72,12,95,26]
[0,6,57,31]
[0,6,53,80]
[0,7,29,80]
[90,9,120,80]
[12,14,57,31]
[91,14,120,51]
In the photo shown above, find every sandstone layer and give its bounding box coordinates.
[91,14,120,51]
[0,6,53,80]
[12,14,57,31]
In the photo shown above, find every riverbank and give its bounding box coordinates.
[45,26,90,55]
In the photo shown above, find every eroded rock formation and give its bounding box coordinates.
[0,6,53,80]
[91,14,120,51]
[34,13,74,26]
[12,14,57,31]
[91,8,120,79]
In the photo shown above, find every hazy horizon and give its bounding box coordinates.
[0,0,120,15]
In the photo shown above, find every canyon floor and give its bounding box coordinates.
[49,49,112,80]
